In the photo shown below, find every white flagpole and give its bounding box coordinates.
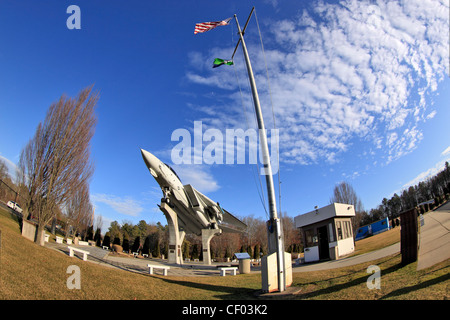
[234,9,286,292]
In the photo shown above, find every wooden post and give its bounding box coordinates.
[400,208,418,266]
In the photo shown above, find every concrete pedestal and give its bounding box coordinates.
[159,202,185,265]
[202,228,222,265]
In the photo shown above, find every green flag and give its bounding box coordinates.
[213,58,233,68]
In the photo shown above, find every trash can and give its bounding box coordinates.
[234,253,251,274]
[239,258,251,274]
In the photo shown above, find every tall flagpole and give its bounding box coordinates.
[234,9,286,292]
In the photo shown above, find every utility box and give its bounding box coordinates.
[261,252,292,293]
[234,252,251,274]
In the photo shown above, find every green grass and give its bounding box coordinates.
[0,207,448,300]
[291,254,449,300]
[350,226,400,256]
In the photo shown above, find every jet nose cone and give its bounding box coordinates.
[140,148,156,167]
[140,149,160,178]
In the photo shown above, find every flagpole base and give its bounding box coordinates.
[261,252,292,293]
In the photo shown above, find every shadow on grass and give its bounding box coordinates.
[380,269,450,299]
[296,254,400,286]
[148,255,409,300]
[295,255,403,299]
[159,277,259,300]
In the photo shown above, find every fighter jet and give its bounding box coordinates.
[140,149,246,236]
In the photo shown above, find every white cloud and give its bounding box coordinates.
[442,146,450,156]
[186,72,236,91]
[426,110,437,120]
[0,154,19,182]
[263,0,278,9]
[91,193,144,217]
[171,164,220,194]
[402,157,450,190]
[387,132,398,147]
[186,0,449,166]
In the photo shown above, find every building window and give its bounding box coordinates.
[343,221,347,238]
[304,229,317,247]
[337,220,352,240]
[344,221,351,239]
[336,221,343,240]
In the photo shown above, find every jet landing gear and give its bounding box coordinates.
[161,188,174,208]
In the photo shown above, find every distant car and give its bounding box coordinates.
[7,201,23,213]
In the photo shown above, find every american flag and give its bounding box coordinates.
[194,17,231,34]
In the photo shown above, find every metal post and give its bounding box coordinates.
[234,12,285,292]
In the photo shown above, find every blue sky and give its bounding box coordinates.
[1,0,449,232]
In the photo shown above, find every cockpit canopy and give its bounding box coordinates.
[164,163,182,182]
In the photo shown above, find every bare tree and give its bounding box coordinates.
[0,158,12,202]
[330,182,364,211]
[64,180,93,239]
[281,215,301,252]
[94,214,103,234]
[330,181,365,233]
[0,158,8,181]
[18,86,98,245]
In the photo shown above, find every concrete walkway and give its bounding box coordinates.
[47,238,401,276]
[46,241,236,276]
[103,255,230,276]
[292,242,400,272]
[417,202,450,270]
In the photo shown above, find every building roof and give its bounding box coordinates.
[295,203,355,228]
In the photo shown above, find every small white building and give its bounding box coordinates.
[295,203,355,263]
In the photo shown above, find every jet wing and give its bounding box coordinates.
[184,184,216,208]
[220,207,247,231]
[219,223,245,234]
[184,184,247,232]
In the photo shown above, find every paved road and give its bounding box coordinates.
[417,202,450,270]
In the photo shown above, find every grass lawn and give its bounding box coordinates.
[0,207,448,300]
[351,226,401,256]
[292,253,449,300]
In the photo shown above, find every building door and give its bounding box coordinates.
[317,226,330,260]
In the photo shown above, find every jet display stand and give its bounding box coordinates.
[202,229,222,265]
[159,202,185,265]
[159,202,221,265]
